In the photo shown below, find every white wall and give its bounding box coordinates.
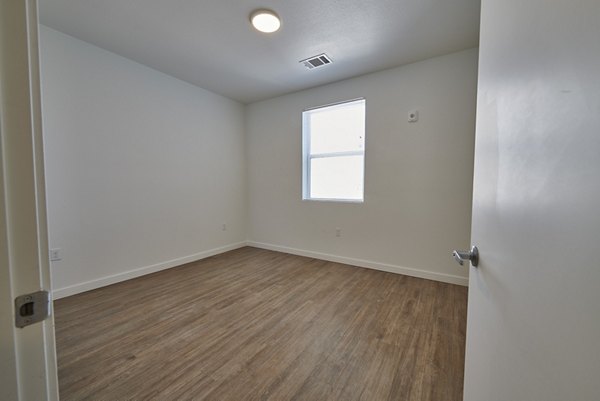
[246,49,478,285]
[40,26,247,298]
[41,26,477,295]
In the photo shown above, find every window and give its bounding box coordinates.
[302,98,366,202]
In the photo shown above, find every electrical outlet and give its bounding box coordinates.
[50,248,62,261]
[408,110,419,123]
[335,228,341,237]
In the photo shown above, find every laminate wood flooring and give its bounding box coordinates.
[54,247,467,401]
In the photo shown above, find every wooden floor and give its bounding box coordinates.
[54,247,467,401]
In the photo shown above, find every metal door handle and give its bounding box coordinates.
[452,246,479,267]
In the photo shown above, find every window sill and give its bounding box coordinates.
[302,198,364,204]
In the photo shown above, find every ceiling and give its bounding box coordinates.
[38,0,480,103]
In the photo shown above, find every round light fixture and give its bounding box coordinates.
[250,9,281,33]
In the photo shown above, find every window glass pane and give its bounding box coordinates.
[310,155,364,200]
[308,100,365,155]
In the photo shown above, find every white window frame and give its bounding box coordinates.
[302,98,366,203]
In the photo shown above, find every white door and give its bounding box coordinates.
[0,0,59,400]
[463,0,600,400]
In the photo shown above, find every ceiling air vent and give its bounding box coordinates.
[300,53,332,70]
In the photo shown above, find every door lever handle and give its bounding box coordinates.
[452,246,479,267]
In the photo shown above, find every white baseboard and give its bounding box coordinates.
[53,240,468,299]
[52,242,247,299]
[247,241,469,286]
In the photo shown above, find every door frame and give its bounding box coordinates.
[0,0,59,399]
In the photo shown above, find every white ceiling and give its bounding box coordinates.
[38,0,480,103]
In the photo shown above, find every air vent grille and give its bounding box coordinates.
[300,54,332,70]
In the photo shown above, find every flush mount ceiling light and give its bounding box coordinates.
[250,9,281,33]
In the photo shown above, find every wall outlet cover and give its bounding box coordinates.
[408,110,419,122]
[50,248,62,261]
